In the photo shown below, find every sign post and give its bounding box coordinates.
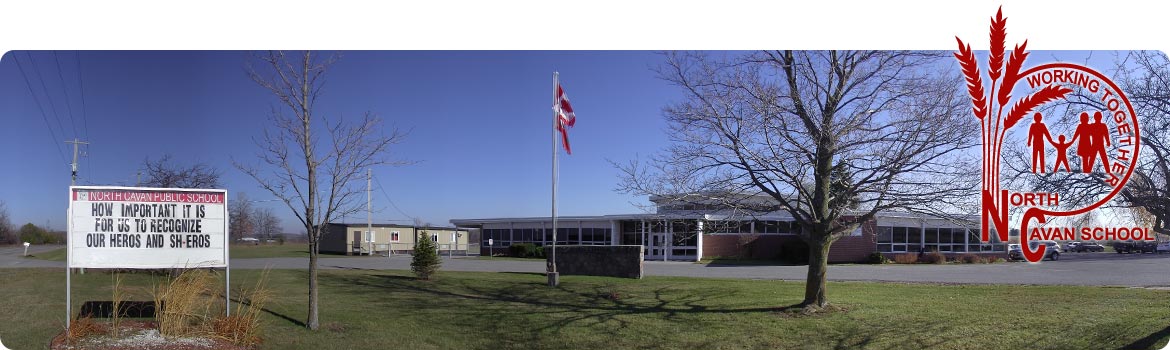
[489,238,494,258]
[66,186,230,329]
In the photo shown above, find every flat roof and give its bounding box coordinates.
[326,223,467,231]
[450,211,978,227]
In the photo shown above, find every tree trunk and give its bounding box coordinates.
[307,236,319,330]
[802,237,832,308]
[301,56,319,331]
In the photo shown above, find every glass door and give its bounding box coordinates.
[646,232,667,260]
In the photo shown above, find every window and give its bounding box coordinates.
[951,229,967,252]
[557,228,579,244]
[390,231,400,242]
[878,226,921,252]
[705,220,739,234]
[431,234,438,242]
[482,229,512,246]
[877,226,893,252]
[761,221,779,234]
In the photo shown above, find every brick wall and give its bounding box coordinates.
[703,235,803,259]
[827,219,877,263]
[702,219,879,263]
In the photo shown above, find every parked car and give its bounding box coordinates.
[1113,241,1157,254]
[1157,241,1170,254]
[1007,244,1020,260]
[1065,241,1081,252]
[1007,241,1061,261]
[1074,242,1105,252]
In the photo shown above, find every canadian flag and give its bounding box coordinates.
[555,83,576,154]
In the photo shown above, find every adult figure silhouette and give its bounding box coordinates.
[1072,112,1094,173]
[1026,113,1053,173]
[1088,111,1112,173]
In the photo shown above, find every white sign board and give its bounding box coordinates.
[68,186,228,269]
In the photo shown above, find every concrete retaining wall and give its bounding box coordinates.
[553,245,643,279]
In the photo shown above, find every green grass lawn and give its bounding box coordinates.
[24,246,68,261]
[2,268,1169,350]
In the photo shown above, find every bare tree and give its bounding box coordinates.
[236,51,406,330]
[140,154,222,188]
[255,207,281,242]
[229,192,255,242]
[1006,51,1170,234]
[0,201,15,245]
[616,51,977,310]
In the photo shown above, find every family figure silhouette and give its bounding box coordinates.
[1027,112,1111,174]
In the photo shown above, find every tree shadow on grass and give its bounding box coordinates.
[232,294,306,328]
[321,273,780,336]
[498,272,545,277]
[826,321,959,350]
[317,272,1028,349]
[1119,325,1170,350]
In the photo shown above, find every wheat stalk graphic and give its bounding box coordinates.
[954,6,1073,240]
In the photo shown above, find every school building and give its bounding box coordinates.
[450,195,1006,262]
[318,223,471,255]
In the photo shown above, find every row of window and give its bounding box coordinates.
[482,228,612,246]
[353,230,405,242]
[619,219,799,235]
[876,226,1006,253]
[708,220,800,234]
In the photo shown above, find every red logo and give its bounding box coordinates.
[955,7,1147,263]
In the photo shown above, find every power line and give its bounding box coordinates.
[372,173,415,221]
[75,51,92,183]
[13,53,69,165]
[52,51,80,140]
[26,52,72,141]
[75,51,89,141]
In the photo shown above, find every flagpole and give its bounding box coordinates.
[549,71,560,287]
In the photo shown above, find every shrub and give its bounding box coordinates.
[893,253,918,264]
[509,243,537,258]
[411,231,442,280]
[66,316,100,342]
[212,269,271,347]
[534,246,545,258]
[986,257,1005,263]
[920,251,947,264]
[867,252,890,264]
[152,269,217,337]
[18,223,56,244]
[958,253,984,264]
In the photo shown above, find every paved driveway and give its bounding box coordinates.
[0,245,65,268]
[6,246,1170,286]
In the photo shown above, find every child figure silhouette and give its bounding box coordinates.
[1052,134,1074,173]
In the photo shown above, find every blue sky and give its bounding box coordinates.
[0,50,1124,232]
[0,51,680,231]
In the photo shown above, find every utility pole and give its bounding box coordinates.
[367,169,373,256]
[66,139,87,276]
[66,139,88,186]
